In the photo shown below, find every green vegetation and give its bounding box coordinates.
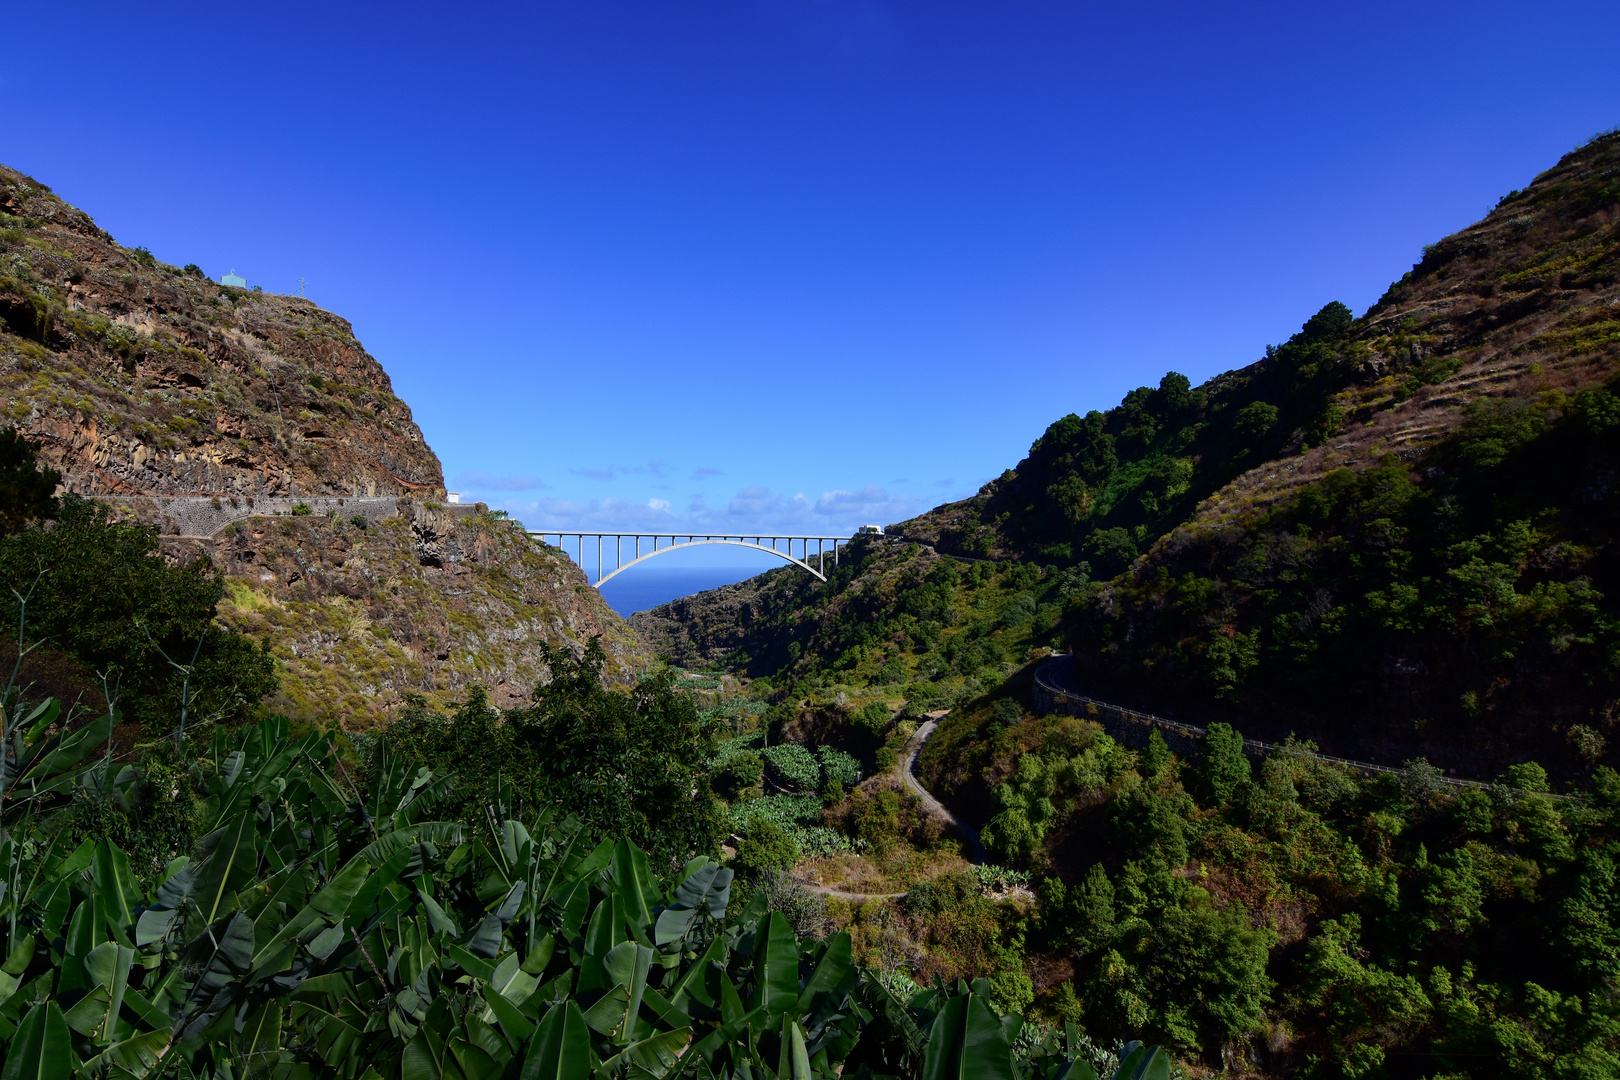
[912,705,1620,1074]
[0,479,275,732]
[928,301,1362,570]
[622,132,1620,1076]
[0,425,59,534]
[710,543,1080,704]
[386,639,724,867]
[1073,375,1620,771]
[0,690,1170,1079]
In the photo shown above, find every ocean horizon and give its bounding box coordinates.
[597,566,770,618]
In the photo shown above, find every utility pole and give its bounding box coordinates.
[296,277,307,298]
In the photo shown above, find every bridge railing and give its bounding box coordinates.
[526,531,855,586]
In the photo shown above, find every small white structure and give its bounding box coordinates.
[446,492,460,504]
[858,523,884,535]
[221,270,246,288]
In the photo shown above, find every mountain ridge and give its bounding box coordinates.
[637,130,1620,778]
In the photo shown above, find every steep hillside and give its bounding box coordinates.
[631,536,1077,696]
[1064,132,1620,777]
[0,164,649,720]
[0,166,441,499]
[641,131,1620,777]
[898,131,1620,573]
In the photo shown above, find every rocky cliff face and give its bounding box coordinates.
[0,164,442,499]
[0,163,652,719]
[170,507,644,724]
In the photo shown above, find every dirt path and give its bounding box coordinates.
[901,717,987,864]
[790,715,985,900]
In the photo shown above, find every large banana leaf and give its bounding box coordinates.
[919,989,1015,1080]
[1113,1042,1172,1080]
[521,1001,594,1080]
[1,1002,75,1080]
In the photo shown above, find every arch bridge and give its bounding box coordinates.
[527,531,857,587]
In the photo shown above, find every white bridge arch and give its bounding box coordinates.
[527,532,854,587]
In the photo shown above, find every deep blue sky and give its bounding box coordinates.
[5,2,1618,565]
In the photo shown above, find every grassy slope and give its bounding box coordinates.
[204,510,647,724]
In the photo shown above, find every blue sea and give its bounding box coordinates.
[598,566,770,617]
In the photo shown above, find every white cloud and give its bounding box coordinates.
[491,480,921,537]
[570,460,670,482]
[813,484,921,524]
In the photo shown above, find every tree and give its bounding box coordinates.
[733,817,799,876]
[1233,401,1278,443]
[389,638,726,864]
[1198,722,1251,805]
[0,494,275,729]
[0,427,58,535]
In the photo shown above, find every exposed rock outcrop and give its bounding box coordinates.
[0,163,653,719]
[0,168,442,500]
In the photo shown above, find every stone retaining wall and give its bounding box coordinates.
[1033,655,1512,794]
[93,495,487,538]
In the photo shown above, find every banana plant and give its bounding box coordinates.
[0,702,1173,1080]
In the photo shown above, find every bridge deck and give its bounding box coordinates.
[526,530,857,587]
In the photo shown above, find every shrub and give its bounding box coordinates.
[291,502,313,516]
[0,493,276,731]
[985,697,1022,737]
[1199,722,1251,804]
[755,870,829,938]
[905,870,980,916]
[719,749,763,797]
[733,817,799,875]
[1234,400,1279,442]
[0,427,58,534]
[873,657,907,684]
[855,700,892,734]
[387,637,724,864]
[854,788,903,845]
[1002,592,1038,626]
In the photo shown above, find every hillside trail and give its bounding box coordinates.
[901,717,988,864]
[790,715,985,901]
